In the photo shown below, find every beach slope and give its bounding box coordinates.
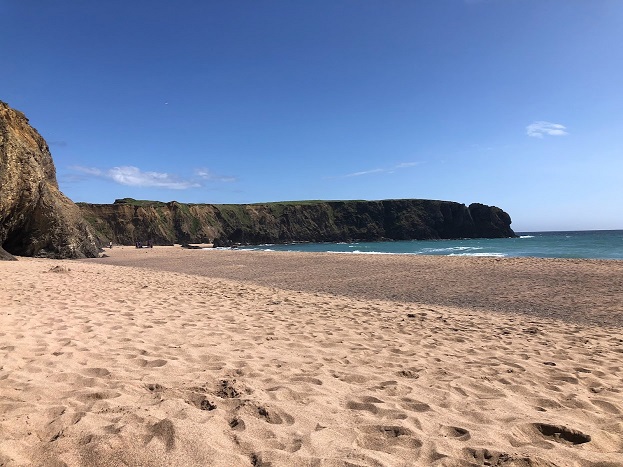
[1,248,621,466]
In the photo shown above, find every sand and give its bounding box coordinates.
[1,247,622,466]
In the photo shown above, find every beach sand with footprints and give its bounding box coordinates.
[1,247,622,466]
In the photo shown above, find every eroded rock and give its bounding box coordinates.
[0,101,99,259]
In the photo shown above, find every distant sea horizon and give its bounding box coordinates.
[227,230,623,260]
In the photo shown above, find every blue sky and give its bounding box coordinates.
[2,1,622,231]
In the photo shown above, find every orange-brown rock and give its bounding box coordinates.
[0,101,99,259]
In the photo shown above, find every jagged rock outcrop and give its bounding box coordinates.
[79,198,516,246]
[0,101,99,259]
[0,245,17,261]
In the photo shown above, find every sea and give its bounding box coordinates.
[235,230,623,260]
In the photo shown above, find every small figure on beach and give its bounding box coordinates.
[109,241,113,249]
[148,239,153,248]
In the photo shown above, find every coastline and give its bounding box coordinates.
[1,248,622,466]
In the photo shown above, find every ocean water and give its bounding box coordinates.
[235,230,623,260]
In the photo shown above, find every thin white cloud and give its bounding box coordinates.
[70,165,239,189]
[71,165,103,176]
[70,165,199,189]
[346,168,385,177]
[108,166,200,189]
[395,162,421,168]
[344,161,421,178]
[526,121,569,138]
[194,168,237,183]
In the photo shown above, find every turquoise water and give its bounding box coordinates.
[236,230,623,260]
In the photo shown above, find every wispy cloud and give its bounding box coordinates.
[71,165,201,189]
[108,166,200,189]
[71,166,102,176]
[343,161,421,178]
[346,168,386,177]
[395,162,420,168]
[194,168,237,183]
[526,121,569,138]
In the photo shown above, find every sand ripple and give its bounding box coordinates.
[1,252,622,466]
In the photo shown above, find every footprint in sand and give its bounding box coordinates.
[346,399,408,420]
[185,392,217,411]
[76,390,121,402]
[462,448,537,466]
[532,423,591,445]
[82,368,111,378]
[439,425,471,441]
[355,424,423,454]
[590,399,621,414]
[145,383,165,393]
[145,418,176,451]
[397,368,420,379]
[250,404,295,425]
[229,417,246,431]
[135,358,167,368]
[370,380,413,397]
[332,371,368,384]
[346,401,379,414]
[400,398,431,413]
[216,379,242,398]
[289,376,323,385]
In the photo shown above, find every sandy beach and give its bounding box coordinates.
[1,247,622,466]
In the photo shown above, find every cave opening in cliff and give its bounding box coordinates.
[2,229,32,256]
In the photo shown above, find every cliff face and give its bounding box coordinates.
[79,198,516,246]
[0,100,514,257]
[0,101,99,259]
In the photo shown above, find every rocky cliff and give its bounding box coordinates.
[0,101,99,259]
[79,198,516,247]
[0,102,514,256]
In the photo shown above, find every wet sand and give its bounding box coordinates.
[93,247,623,327]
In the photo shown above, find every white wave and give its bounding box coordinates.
[448,252,506,257]
[352,251,395,255]
[423,246,483,253]
[327,250,396,255]
[519,235,535,239]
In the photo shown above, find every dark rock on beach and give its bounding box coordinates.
[0,245,17,261]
